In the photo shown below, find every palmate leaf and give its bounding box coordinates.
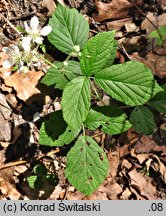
[39,111,80,146]
[148,84,166,113]
[80,31,117,76]
[61,76,91,128]
[48,4,89,54]
[130,106,156,135]
[65,136,108,195]
[85,108,131,135]
[41,61,82,90]
[95,61,162,106]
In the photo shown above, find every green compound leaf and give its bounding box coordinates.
[41,61,82,90]
[65,136,108,195]
[39,111,80,146]
[130,106,156,135]
[48,4,89,54]
[95,61,162,106]
[61,76,91,128]
[80,31,117,76]
[85,108,131,135]
[148,84,166,113]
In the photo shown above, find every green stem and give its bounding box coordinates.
[90,80,106,106]
[38,54,58,69]
[64,54,72,62]
[119,105,131,109]
[82,124,86,137]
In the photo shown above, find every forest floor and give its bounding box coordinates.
[0,0,165,200]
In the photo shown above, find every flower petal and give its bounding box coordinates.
[2,60,12,68]
[22,36,32,52]
[24,21,30,33]
[40,26,52,36]
[34,37,43,44]
[30,16,39,31]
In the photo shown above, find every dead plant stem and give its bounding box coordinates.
[0,148,60,171]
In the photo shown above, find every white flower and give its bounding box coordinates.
[2,44,27,73]
[24,16,52,44]
[40,26,52,36]
[22,36,32,52]
[2,44,21,68]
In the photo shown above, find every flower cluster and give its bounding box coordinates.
[2,16,52,74]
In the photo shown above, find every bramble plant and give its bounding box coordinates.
[39,4,165,195]
[2,4,165,195]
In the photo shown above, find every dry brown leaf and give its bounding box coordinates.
[0,150,6,164]
[93,0,134,22]
[136,154,150,164]
[146,53,166,77]
[158,0,166,10]
[66,191,85,200]
[145,158,153,172]
[134,135,166,155]
[14,165,28,175]
[6,94,18,109]
[141,12,166,35]
[130,148,150,164]
[1,84,13,93]
[131,52,166,78]
[127,128,139,144]
[106,183,123,200]
[107,18,133,31]
[120,187,132,200]
[49,184,63,200]
[118,144,130,158]
[0,93,12,142]
[129,186,145,200]
[86,189,109,200]
[42,0,56,16]
[0,168,21,200]
[4,71,44,104]
[108,151,119,177]
[125,23,139,33]
[151,155,166,183]
[121,159,132,169]
[129,169,156,199]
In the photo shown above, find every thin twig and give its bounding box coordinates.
[92,132,104,138]
[134,4,158,29]
[0,13,22,35]
[120,44,131,60]
[0,148,60,171]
